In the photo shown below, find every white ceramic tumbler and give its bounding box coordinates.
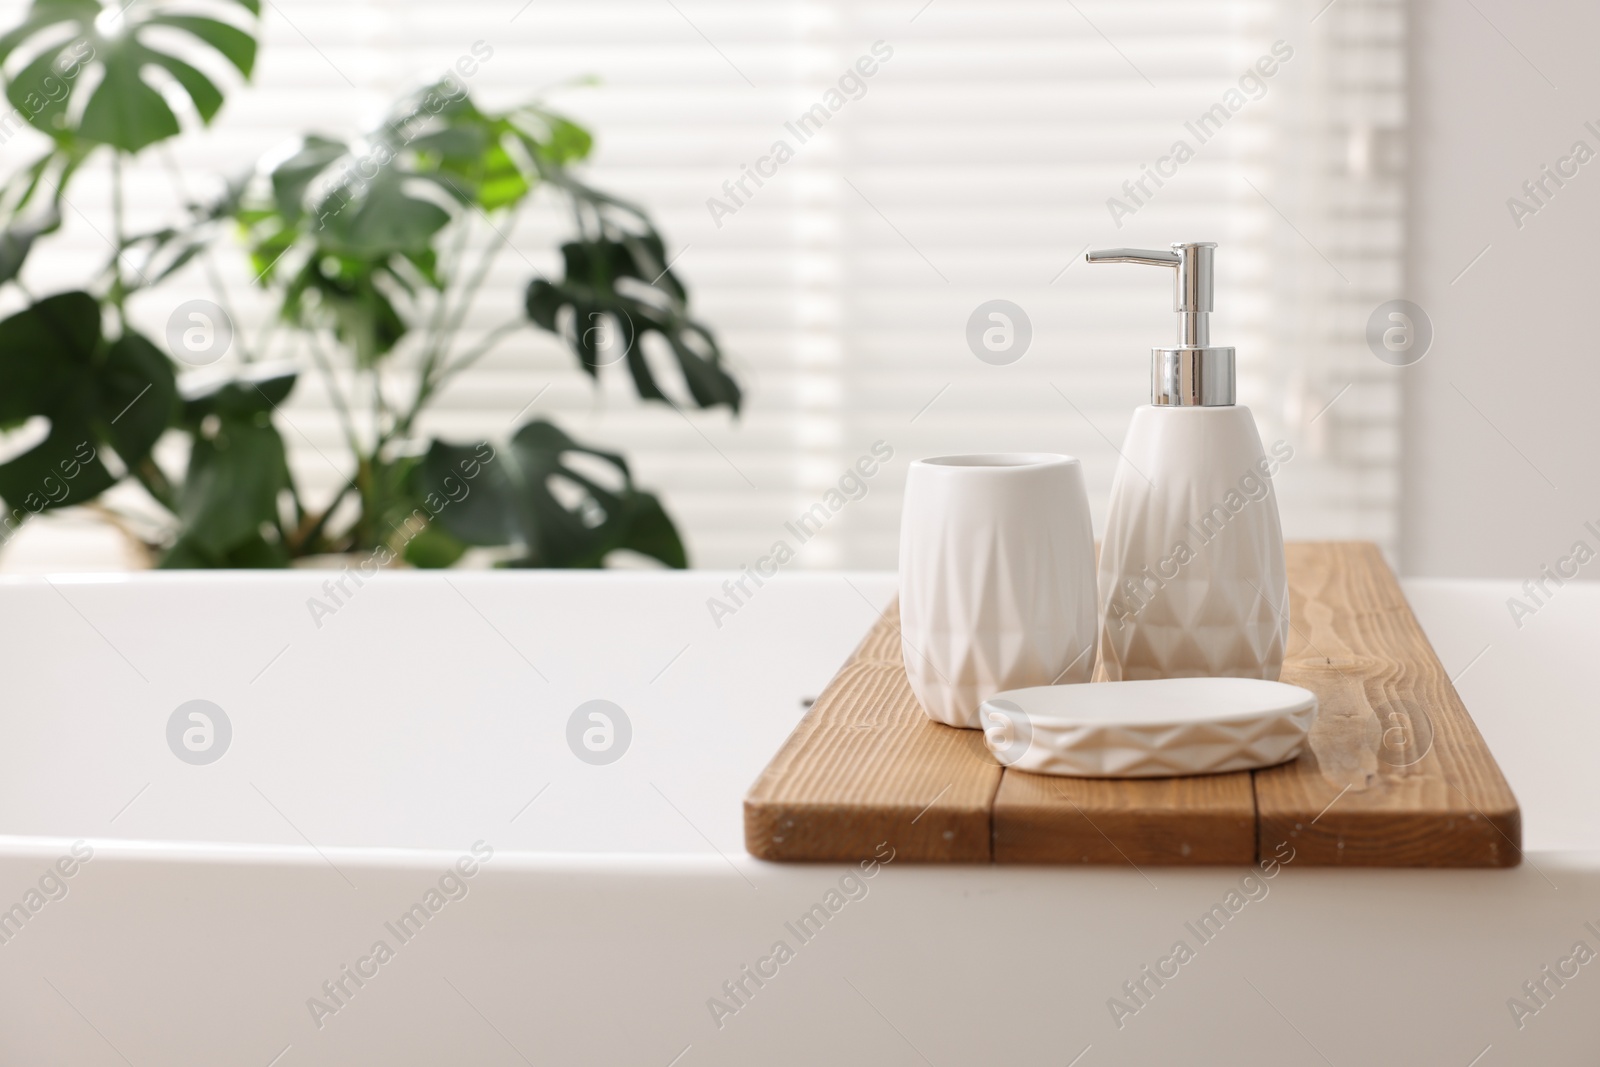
[898,454,1098,729]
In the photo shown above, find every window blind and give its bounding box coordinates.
[0,0,1404,570]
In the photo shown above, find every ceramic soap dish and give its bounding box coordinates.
[979,677,1318,778]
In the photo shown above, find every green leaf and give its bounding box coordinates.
[0,291,96,424]
[174,415,290,556]
[0,206,60,285]
[181,364,297,422]
[78,40,181,151]
[524,279,563,332]
[477,172,530,212]
[6,42,79,133]
[524,237,741,412]
[540,117,593,166]
[414,419,688,568]
[408,126,488,165]
[318,169,452,256]
[398,246,440,288]
[614,490,685,568]
[245,222,297,281]
[139,46,224,123]
[0,0,260,151]
[1,150,61,217]
[161,529,287,568]
[0,293,178,513]
[281,257,408,366]
[144,15,256,77]
[0,421,116,512]
[102,331,177,460]
[157,536,212,567]
[510,108,594,167]
[0,3,95,68]
[170,368,300,558]
[231,93,601,380]
[402,522,468,568]
[268,136,347,223]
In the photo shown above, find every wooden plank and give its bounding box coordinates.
[993,771,1256,865]
[744,608,1001,862]
[744,542,1520,867]
[1254,542,1521,867]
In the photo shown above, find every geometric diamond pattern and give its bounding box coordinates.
[1004,702,1317,777]
[901,477,1097,729]
[1097,413,1290,682]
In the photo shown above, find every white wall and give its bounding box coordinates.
[1404,0,1600,578]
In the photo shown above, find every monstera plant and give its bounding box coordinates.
[0,0,738,568]
[0,0,250,537]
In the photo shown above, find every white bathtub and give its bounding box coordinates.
[0,570,1596,1065]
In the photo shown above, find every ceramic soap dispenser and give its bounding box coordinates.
[1084,242,1288,681]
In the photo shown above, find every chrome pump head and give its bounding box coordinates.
[1084,241,1236,406]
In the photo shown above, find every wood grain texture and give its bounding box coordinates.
[743,610,1001,862]
[1255,542,1521,867]
[992,770,1256,864]
[744,543,1521,867]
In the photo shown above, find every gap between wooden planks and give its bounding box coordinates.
[743,542,1521,868]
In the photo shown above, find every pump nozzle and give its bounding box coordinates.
[1084,241,1234,407]
[1084,249,1182,267]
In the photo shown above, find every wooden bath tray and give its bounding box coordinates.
[744,542,1521,867]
